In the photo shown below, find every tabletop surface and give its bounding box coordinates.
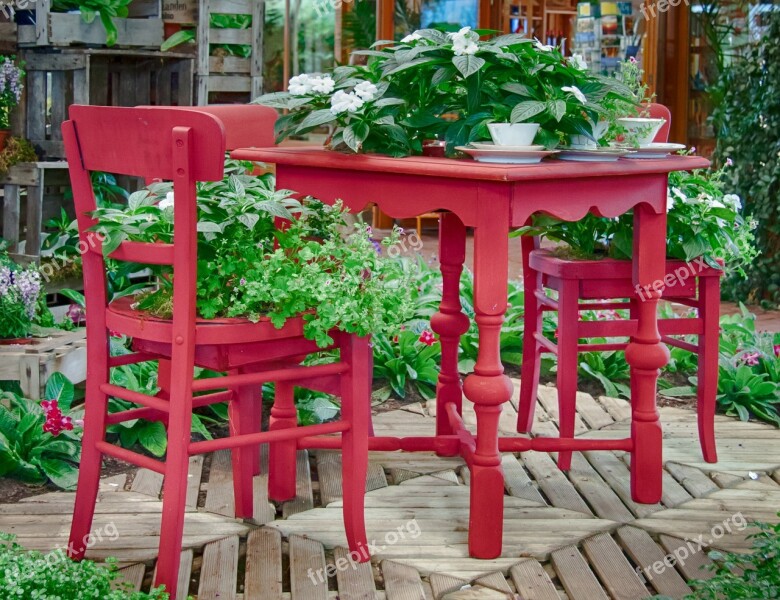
[232,147,711,183]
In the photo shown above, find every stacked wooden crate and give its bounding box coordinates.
[196,0,263,104]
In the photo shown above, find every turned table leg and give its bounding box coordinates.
[463,215,513,559]
[430,212,470,440]
[627,203,668,504]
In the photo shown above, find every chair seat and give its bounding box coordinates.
[107,295,308,346]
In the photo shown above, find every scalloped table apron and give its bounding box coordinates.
[231,147,711,559]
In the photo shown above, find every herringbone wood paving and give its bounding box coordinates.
[2,380,779,599]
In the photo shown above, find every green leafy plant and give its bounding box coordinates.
[712,10,780,306]
[255,27,636,155]
[0,534,170,599]
[682,513,780,599]
[51,0,133,47]
[373,328,441,400]
[0,374,81,489]
[0,137,36,177]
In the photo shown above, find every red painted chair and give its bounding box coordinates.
[517,103,720,469]
[62,105,370,598]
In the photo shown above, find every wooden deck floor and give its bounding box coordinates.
[2,380,779,599]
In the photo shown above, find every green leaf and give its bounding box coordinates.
[137,422,168,457]
[550,99,567,122]
[38,458,78,490]
[296,109,337,133]
[510,101,546,123]
[45,373,75,411]
[343,122,370,152]
[161,28,196,51]
[452,54,486,79]
[58,288,86,307]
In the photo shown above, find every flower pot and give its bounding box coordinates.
[0,129,10,150]
[617,117,666,146]
[487,123,540,146]
[0,337,34,346]
[568,135,598,150]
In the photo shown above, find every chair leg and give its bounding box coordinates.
[556,280,580,471]
[367,348,375,437]
[340,334,370,560]
[229,377,256,519]
[268,381,298,502]
[154,375,193,598]
[697,276,719,463]
[518,235,542,433]
[67,362,109,560]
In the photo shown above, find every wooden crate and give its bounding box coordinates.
[0,328,86,399]
[19,48,194,159]
[18,0,163,48]
[0,161,70,263]
[196,0,263,104]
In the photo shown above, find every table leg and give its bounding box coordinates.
[627,203,668,504]
[430,212,470,440]
[463,220,513,559]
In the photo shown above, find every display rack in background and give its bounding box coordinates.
[574,0,637,74]
[503,0,578,53]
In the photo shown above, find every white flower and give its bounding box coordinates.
[671,187,687,202]
[330,90,365,114]
[567,54,588,70]
[666,191,675,212]
[288,73,312,96]
[353,81,378,101]
[710,199,726,209]
[723,193,742,211]
[561,85,587,104]
[534,38,554,51]
[159,191,174,211]
[452,39,478,55]
[401,32,422,43]
[309,75,335,94]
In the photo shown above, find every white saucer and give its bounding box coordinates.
[456,145,558,164]
[623,142,686,159]
[470,142,546,152]
[558,147,631,162]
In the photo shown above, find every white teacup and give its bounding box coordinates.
[488,123,541,146]
[617,117,666,146]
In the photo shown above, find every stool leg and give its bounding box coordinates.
[556,280,580,471]
[518,235,542,433]
[68,351,109,560]
[697,276,719,463]
[229,376,256,519]
[154,363,193,599]
[268,381,298,502]
[340,334,370,560]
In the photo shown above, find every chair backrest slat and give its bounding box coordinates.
[647,103,672,142]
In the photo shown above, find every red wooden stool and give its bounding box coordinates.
[516,103,721,469]
[63,105,370,598]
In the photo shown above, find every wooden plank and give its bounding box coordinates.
[501,455,547,505]
[245,528,283,599]
[615,526,692,598]
[205,449,275,523]
[153,549,193,600]
[46,13,163,47]
[429,573,469,598]
[209,55,251,74]
[665,462,720,498]
[99,474,128,492]
[131,468,164,498]
[209,0,253,13]
[574,392,614,430]
[25,183,43,257]
[566,454,634,523]
[658,534,715,582]
[333,546,377,599]
[2,183,20,250]
[207,74,252,93]
[185,455,204,509]
[282,450,314,518]
[208,27,252,45]
[472,572,513,594]
[197,535,239,600]
[509,560,560,600]
[382,560,426,600]
[317,451,388,506]
[551,545,609,600]
[535,386,589,435]
[520,451,593,515]
[582,533,651,600]
[597,396,631,422]
[115,563,146,591]
[584,452,662,518]
[290,535,328,600]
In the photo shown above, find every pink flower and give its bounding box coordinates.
[41,399,75,436]
[392,325,406,344]
[740,352,760,366]
[726,158,733,167]
[419,330,436,346]
[774,344,780,358]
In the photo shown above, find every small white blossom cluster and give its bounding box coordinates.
[286,74,379,115]
[448,26,479,56]
[288,73,336,96]
[561,85,587,104]
[567,54,588,71]
[401,32,422,43]
[667,186,743,213]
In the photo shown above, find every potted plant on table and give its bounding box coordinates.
[0,245,44,343]
[254,27,637,156]
[0,57,24,150]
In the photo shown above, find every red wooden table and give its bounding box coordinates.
[231,147,710,559]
